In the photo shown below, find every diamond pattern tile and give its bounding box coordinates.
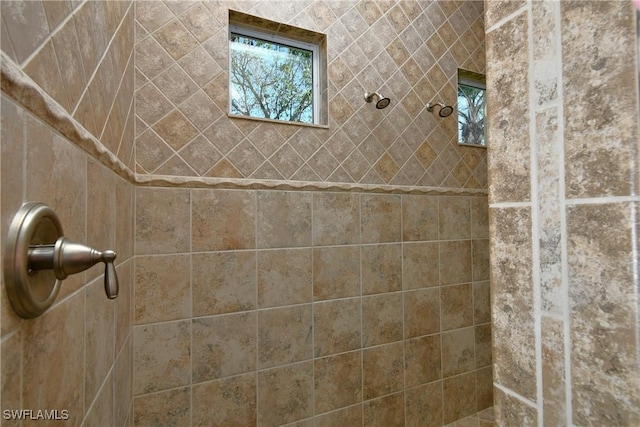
[135,0,487,188]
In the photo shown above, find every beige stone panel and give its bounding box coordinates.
[133,387,191,427]
[562,1,638,198]
[401,194,438,242]
[313,246,360,301]
[315,404,362,426]
[404,288,440,338]
[362,392,405,427]
[567,202,640,425]
[135,187,190,255]
[192,251,256,316]
[362,293,403,347]
[135,254,191,324]
[258,305,313,369]
[439,240,472,286]
[258,248,312,308]
[441,283,473,331]
[257,191,312,248]
[493,386,538,427]
[541,315,566,426]
[490,206,536,402]
[312,192,360,246]
[1,332,21,427]
[484,1,526,31]
[405,334,442,388]
[485,11,530,203]
[363,342,404,400]
[362,244,402,295]
[257,362,314,427]
[84,279,116,411]
[192,373,257,427]
[361,194,401,243]
[313,297,361,357]
[405,381,443,427]
[439,196,471,240]
[314,351,363,413]
[476,366,494,412]
[133,320,191,395]
[443,372,476,424]
[192,189,256,251]
[402,242,439,289]
[22,291,84,427]
[192,312,256,383]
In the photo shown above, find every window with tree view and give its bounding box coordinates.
[458,70,486,147]
[229,27,318,125]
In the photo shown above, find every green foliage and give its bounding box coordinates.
[458,83,485,146]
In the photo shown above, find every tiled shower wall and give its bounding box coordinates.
[132,187,491,426]
[1,1,135,426]
[134,0,487,188]
[485,1,640,425]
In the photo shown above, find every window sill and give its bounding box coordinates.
[227,113,329,130]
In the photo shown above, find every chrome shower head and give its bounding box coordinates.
[427,102,454,118]
[364,92,391,109]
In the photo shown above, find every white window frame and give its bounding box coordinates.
[229,24,320,125]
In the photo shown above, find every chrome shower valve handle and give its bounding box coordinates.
[4,202,119,319]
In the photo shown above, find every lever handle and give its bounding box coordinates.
[28,237,119,299]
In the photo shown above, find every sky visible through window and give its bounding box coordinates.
[230,33,314,124]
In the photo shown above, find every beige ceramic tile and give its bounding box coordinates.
[475,324,492,368]
[258,248,312,308]
[314,351,363,413]
[361,194,401,243]
[315,404,362,426]
[313,297,361,357]
[362,293,403,347]
[115,335,133,427]
[313,246,360,301]
[312,192,360,245]
[192,189,256,251]
[84,371,114,427]
[87,159,117,281]
[257,191,312,248]
[402,242,439,289]
[1,0,51,63]
[439,240,472,286]
[1,332,21,427]
[405,334,442,388]
[133,320,191,395]
[405,381,443,427]
[362,342,403,400]
[85,279,116,410]
[442,327,476,378]
[192,251,256,316]
[443,372,476,424]
[192,373,257,427]
[133,387,191,427]
[258,305,313,369]
[257,362,314,427]
[472,239,490,282]
[22,292,84,426]
[476,366,494,412]
[441,283,473,331]
[361,244,402,295]
[362,392,405,427]
[439,196,471,240]
[404,288,440,338]
[135,187,190,255]
[402,195,439,241]
[192,312,256,383]
[473,281,491,325]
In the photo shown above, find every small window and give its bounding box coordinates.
[457,70,486,147]
[229,24,319,125]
